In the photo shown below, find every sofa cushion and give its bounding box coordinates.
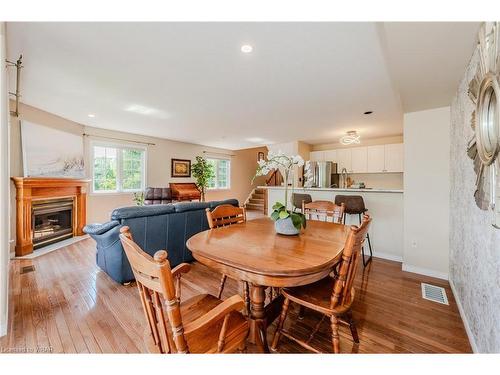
[173,201,211,213]
[111,204,176,220]
[208,199,239,209]
[144,187,172,205]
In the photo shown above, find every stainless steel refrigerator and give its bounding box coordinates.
[309,161,339,188]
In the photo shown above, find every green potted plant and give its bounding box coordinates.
[132,191,145,206]
[191,156,215,202]
[254,151,306,235]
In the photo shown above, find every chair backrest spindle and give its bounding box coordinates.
[303,201,345,223]
[206,204,246,229]
[330,214,371,309]
[119,226,188,353]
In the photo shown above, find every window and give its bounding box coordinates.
[207,158,231,190]
[91,142,146,193]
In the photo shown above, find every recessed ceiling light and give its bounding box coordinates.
[87,114,95,118]
[241,44,253,54]
[364,111,373,115]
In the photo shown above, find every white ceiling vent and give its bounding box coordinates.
[421,283,449,305]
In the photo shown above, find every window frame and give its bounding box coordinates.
[90,140,147,195]
[207,157,231,191]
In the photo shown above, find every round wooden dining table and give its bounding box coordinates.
[186,217,350,353]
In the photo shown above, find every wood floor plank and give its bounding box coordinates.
[0,232,472,354]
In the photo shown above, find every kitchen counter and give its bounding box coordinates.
[262,185,404,262]
[259,186,403,193]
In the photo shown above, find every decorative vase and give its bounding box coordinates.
[274,217,300,236]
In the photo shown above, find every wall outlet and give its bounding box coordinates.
[411,240,418,248]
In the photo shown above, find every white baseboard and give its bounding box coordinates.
[372,251,403,263]
[449,278,478,353]
[402,263,449,280]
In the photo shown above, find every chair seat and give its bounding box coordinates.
[148,294,248,353]
[282,277,354,316]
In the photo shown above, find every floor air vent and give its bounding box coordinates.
[21,265,36,274]
[421,283,448,305]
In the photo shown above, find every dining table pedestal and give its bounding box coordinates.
[186,217,349,353]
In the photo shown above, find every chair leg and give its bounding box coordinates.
[271,298,290,352]
[217,274,227,299]
[330,315,341,354]
[359,213,373,267]
[298,306,305,320]
[345,310,359,344]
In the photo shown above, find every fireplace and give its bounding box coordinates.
[32,198,74,249]
[11,177,89,256]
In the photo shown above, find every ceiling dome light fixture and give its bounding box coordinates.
[340,130,361,145]
[241,44,253,53]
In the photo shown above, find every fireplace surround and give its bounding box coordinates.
[11,177,90,256]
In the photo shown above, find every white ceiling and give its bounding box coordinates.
[6,22,479,150]
[382,22,480,113]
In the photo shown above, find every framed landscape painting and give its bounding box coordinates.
[171,158,191,177]
[21,120,85,178]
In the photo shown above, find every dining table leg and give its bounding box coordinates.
[248,284,270,353]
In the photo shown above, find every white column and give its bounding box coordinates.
[0,22,10,337]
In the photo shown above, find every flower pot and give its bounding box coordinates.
[274,217,300,236]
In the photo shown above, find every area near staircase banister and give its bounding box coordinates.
[245,187,266,212]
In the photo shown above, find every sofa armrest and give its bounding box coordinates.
[83,220,121,235]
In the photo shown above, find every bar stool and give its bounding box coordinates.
[334,195,373,266]
[292,193,312,213]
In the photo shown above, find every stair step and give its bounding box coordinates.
[255,188,266,194]
[249,198,264,204]
[246,203,264,210]
[252,193,265,199]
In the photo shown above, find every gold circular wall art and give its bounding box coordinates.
[467,22,500,227]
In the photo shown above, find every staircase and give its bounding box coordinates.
[245,188,266,212]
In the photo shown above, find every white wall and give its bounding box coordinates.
[403,106,450,279]
[0,22,10,337]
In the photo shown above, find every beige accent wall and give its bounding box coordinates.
[9,102,264,252]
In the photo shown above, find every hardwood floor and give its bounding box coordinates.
[0,232,471,353]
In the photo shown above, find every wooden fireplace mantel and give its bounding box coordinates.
[11,177,90,256]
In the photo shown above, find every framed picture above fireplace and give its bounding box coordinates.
[171,158,191,177]
[21,120,85,178]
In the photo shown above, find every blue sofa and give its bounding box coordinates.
[83,199,239,284]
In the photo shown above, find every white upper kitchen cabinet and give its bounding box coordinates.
[309,151,325,162]
[336,148,352,172]
[323,150,337,163]
[350,147,368,173]
[367,145,385,173]
[384,143,404,172]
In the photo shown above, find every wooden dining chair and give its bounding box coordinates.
[206,204,250,314]
[119,226,249,353]
[271,214,372,354]
[303,201,345,224]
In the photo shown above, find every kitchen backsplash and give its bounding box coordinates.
[346,172,404,189]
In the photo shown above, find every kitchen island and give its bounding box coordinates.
[261,186,404,262]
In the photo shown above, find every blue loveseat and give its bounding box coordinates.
[83,199,239,284]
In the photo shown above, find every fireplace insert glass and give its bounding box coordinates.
[32,198,74,249]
